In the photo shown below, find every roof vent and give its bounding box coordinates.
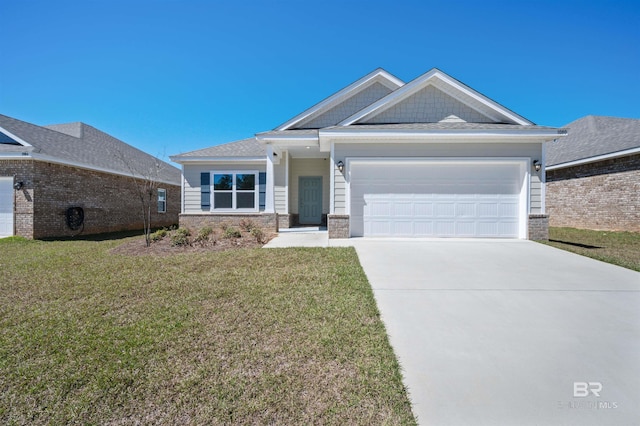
[439,114,467,123]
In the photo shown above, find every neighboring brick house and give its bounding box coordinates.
[546,115,640,232]
[0,114,181,239]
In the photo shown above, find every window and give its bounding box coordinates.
[157,188,166,213]
[209,171,259,211]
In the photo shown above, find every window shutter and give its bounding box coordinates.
[259,172,266,211]
[201,172,211,209]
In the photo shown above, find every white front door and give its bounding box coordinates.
[349,160,527,238]
[0,177,14,237]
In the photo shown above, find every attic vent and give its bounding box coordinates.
[0,131,22,145]
[439,114,467,123]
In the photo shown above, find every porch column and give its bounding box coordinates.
[265,144,275,213]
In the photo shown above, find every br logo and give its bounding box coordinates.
[573,382,602,397]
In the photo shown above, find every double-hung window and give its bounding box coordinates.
[157,188,166,213]
[211,172,259,211]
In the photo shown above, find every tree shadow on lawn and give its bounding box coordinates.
[549,239,603,249]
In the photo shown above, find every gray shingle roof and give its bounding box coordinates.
[0,114,180,184]
[546,115,640,166]
[171,137,266,159]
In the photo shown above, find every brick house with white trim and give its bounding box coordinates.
[0,114,181,239]
[546,115,640,232]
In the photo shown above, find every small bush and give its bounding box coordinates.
[223,227,242,239]
[150,229,168,243]
[171,228,191,247]
[250,227,266,243]
[194,226,214,246]
[239,219,256,232]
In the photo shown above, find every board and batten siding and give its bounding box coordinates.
[332,142,544,215]
[289,158,330,214]
[182,163,266,213]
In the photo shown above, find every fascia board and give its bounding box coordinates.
[319,129,564,151]
[19,153,181,186]
[274,69,404,131]
[546,146,640,170]
[0,126,34,147]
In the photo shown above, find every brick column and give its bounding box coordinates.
[328,214,349,239]
[528,214,549,240]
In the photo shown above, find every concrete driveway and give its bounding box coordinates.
[351,239,640,426]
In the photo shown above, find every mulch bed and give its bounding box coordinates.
[111,230,276,256]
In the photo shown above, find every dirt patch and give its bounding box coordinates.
[111,229,276,256]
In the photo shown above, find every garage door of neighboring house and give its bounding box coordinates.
[0,177,14,237]
[349,159,527,238]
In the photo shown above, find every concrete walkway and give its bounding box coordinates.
[263,227,352,248]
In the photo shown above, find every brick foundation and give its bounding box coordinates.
[328,214,350,238]
[277,213,292,229]
[528,214,549,240]
[1,160,180,239]
[179,213,278,233]
[546,154,640,232]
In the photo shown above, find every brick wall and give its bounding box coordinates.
[328,214,350,238]
[546,154,640,232]
[179,213,278,233]
[528,214,549,240]
[1,160,180,239]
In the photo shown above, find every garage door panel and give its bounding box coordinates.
[350,160,524,238]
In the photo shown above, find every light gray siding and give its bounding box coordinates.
[332,142,544,215]
[289,158,330,214]
[299,82,393,129]
[274,154,287,214]
[362,85,492,124]
[182,163,266,213]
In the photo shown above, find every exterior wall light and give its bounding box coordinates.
[337,160,344,173]
[533,160,541,172]
[13,181,23,190]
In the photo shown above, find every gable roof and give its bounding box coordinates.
[0,114,180,185]
[546,115,640,167]
[275,68,404,130]
[339,68,533,126]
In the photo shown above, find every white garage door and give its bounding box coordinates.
[0,177,14,237]
[349,160,526,238]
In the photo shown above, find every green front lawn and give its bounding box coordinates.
[0,237,415,425]
[541,227,640,272]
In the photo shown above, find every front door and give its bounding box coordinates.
[299,176,322,225]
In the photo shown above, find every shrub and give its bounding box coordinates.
[171,228,191,247]
[194,226,214,246]
[150,229,168,243]
[239,219,256,232]
[250,227,266,243]
[223,227,242,239]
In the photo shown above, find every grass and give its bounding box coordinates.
[0,236,415,425]
[541,227,640,272]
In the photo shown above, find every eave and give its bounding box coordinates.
[546,146,640,171]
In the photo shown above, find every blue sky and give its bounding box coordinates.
[1,0,639,163]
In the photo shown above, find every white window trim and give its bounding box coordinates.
[210,170,260,212]
[157,188,167,213]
